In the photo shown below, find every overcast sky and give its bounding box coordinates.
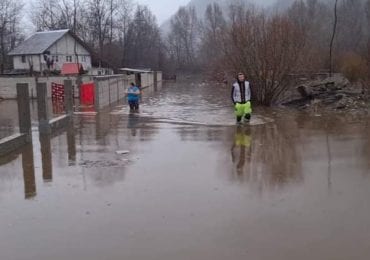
[136,0,190,24]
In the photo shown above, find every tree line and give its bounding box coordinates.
[167,0,370,105]
[0,0,164,73]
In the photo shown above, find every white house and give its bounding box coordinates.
[8,29,92,74]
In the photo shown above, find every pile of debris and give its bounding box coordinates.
[283,75,369,111]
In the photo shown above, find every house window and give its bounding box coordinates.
[82,56,86,62]
[66,56,72,62]
[21,55,26,63]
[52,55,59,62]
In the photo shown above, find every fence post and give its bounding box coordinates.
[16,83,31,136]
[154,71,158,90]
[39,132,52,181]
[22,143,36,199]
[67,124,76,165]
[64,79,73,116]
[94,78,100,111]
[108,77,112,106]
[117,78,120,100]
[36,82,50,134]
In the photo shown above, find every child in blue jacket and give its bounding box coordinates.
[127,82,141,111]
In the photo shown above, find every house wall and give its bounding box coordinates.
[47,33,92,71]
[12,33,92,72]
[13,55,42,72]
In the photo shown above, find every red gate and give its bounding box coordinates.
[80,82,95,106]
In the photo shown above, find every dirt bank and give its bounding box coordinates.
[283,74,370,113]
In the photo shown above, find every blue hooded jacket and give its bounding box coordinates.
[127,86,140,102]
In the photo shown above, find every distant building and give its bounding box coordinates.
[8,29,92,74]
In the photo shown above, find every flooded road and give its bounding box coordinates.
[1,80,370,260]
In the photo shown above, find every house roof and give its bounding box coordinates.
[8,29,89,56]
[119,68,152,73]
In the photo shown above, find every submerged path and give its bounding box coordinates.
[1,80,370,260]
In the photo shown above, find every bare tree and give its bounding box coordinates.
[124,5,162,69]
[199,3,226,74]
[0,0,23,73]
[31,0,64,31]
[167,6,200,71]
[221,4,306,105]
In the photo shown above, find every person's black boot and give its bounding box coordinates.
[236,116,242,124]
[244,114,251,122]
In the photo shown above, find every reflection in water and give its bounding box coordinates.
[252,120,303,190]
[39,133,53,182]
[227,119,303,192]
[127,112,140,136]
[67,125,77,165]
[0,141,36,199]
[22,143,36,199]
[231,126,252,181]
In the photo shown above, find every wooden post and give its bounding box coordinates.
[16,83,32,135]
[94,78,100,111]
[67,123,76,165]
[36,82,50,133]
[22,143,36,199]
[39,132,53,182]
[154,71,158,90]
[64,79,74,116]
[108,77,112,105]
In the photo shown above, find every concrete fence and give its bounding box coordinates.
[0,72,162,101]
[94,75,128,110]
[94,71,162,110]
[0,80,74,156]
[0,84,32,156]
[0,75,94,99]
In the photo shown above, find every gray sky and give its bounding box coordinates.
[136,0,190,24]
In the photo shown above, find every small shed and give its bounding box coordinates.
[120,68,152,87]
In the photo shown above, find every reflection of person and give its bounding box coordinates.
[231,126,252,176]
[231,72,252,124]
[127,113,139,136]
[127,82,140,111]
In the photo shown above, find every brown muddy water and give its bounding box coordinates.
[1,80,370,260]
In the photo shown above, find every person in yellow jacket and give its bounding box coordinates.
[231,72,252,124]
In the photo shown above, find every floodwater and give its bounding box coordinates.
[1,80,370,260]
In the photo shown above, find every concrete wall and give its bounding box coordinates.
[139,71,162,87]
[0,71,162,101]
[157,71,162,82]
[90,67,114,76]
[94,72,162,110]
[141,72,153,88]
[0,134,29,157]
[0,76,94,99]
[94,75,129,110]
